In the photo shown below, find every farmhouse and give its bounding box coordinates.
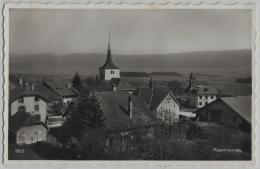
[94,91,159,149]
[133,80,180,124]
[184,73,218,108]
[186,85,218,108]
[99,32,120,81]
[194,96,251,132]
[9,86,50,122]
[9,111,48,145]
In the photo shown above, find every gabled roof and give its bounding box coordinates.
[9,83,60,103]
[110,78,135,91]
[194,96,251,124]
[9,112,47,133]
[187,85,218,95]
[221,96,251,123]
[34,83,60,102]
[94,91,159,133]
[44,81,78,97]
[9,87,49,103]
[133,86,180,109]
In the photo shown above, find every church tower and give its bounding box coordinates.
[99,30,120,81]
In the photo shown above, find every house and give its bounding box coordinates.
[185,73,218,108]
[99,31,120,81]
[133,80,180,124]
[43,80,79,105]
[9,86,51,122]
[186,85,218,108]
[93,91,159,150]
[194,96,251,132]
[110,78,136,94]
[9,111,48,145]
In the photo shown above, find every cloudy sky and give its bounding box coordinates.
[10,9,251,56]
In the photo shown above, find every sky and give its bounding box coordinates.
[10,9,252,56]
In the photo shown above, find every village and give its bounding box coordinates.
[8,33,252,160]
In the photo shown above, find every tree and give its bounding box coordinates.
[72,72,82,90]
[66,93,105,139]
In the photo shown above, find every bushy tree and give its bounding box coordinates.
[72,72,82,90]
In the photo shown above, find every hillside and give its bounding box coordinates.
[10,49,251,75]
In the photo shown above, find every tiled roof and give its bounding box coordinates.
[44,81,78,97]
[221,96,251,123]
[94,91,159,133]
[9,83,60,103]
[9,112,47,133]
[188,85,218,95]
[133,86,180,109]
[110,78,135,91]
[34,83,60,101]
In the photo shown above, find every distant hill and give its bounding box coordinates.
[121,72,150,77]
[150,72,182,76]
[10,49,251,75]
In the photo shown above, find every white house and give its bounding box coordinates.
[9,87,50,122]
[185,72,218,108]
[186,85,218,108]
[134,82,181,124]
[99,32,120,81]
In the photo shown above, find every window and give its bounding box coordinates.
[205,96,208,99]
[110,70,114,74]
[35,105,39,111]
[199,96,202,100]
[18,106,26,112]
[18,97,24,103]
[35,96,39,102]
[199,102,203,106]
[211,95,214,99]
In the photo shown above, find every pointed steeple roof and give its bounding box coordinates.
[99,30,119,70]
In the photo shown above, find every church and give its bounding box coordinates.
[99,32,120,81]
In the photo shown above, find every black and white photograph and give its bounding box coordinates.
[7,7,253,161]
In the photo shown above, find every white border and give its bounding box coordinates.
[0,0,259,169]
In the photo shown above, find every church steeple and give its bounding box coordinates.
[99,29,119,70]
[107,29,112,63]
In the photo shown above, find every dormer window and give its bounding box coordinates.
[18,97,24,103]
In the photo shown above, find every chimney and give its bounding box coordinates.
[25,81,29,89]
[149,77,153,88]
[96,75,99,82]
[67,83,71,89]
[128,96,133,118]
[112,83,117,91]
[19,74,23,88]
[31,84,34,91]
